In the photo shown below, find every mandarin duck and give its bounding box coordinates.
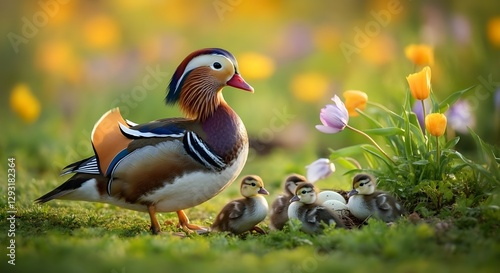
[347,174,405,223]
[210,175,269,235]
[36,48,254,235]
[288,183,345,234]
[269,174,307,230]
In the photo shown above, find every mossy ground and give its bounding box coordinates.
[1,150,499,273]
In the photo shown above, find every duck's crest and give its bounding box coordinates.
[166,48,236,105]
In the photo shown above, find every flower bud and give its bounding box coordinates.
[343,90,368,117]
[306,158,335,183]
[425,113,447,137]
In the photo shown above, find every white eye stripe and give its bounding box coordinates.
[175,54,234,92]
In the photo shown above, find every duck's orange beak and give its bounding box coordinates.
[227,73,254,92]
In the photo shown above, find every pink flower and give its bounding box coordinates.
[316,95,349,134]
[306,158,336,183]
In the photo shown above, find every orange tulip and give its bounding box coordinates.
[425,113,447,137]
[405,44,434,66]
[343,90,368,117]
[406,66,431,100]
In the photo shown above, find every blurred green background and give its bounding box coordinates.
[1,1,500,272]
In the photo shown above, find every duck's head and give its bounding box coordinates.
[240,175,269,198]
[348,174,376,197]
[283,174,308,195]
[166,48,253,121]
[290,183,317,204]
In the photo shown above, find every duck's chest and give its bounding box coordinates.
[347,195,372,220]
[201,107,248,163]
[245,196,269,221]
[232,196,268,232]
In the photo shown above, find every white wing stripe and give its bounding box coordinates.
[119,123,185,138]
[185,133,214,170]
[190,133,225,168]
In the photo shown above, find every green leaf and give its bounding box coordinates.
[361,145,393,169]
[356,109,385,128]
[447,149,497,182]
[329,145,368,159]
[444,136,460,149]
[402,108,414,160]
[362,127,405,136]
[412,159,430,166]
[468,128,500,181]
[334,157,360,170]
[438,86,475,113]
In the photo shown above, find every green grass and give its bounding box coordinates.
[1,150,499,273]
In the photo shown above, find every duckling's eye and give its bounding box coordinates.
[251,182,256,187]
[359,182,365,187]
[212,62,222,70]
[301,190,307,194]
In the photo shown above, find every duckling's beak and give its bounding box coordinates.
[226,73,254,92]
[290,195,300,203]
[348,189,359,197]
[258,187,269,195]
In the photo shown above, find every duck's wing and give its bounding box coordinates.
[211,200,246,231]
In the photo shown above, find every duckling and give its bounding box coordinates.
[211,175,269,234]
[288,183,346,234]
[269,174,308,230]
[347,174,405,223]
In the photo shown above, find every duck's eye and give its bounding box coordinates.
[212,62,222,70]
[301,190,307,194]
[359,182,366,187]
[251,182,256,187]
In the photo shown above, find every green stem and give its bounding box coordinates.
[346,124,396,164]
[421,99,429,153]
[436,135,440,180]
[420,100,427,122]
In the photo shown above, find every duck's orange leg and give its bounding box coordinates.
[148,205,162,235]
[176,210,208,234]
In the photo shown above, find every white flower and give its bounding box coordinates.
[306,158,335,183]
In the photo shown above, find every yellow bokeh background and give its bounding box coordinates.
[1,0,499,160]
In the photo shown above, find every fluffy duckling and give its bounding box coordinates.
[269,174,308,230]
[347,174,405,223]
[288,183,346,234]
[211,175,269,234]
